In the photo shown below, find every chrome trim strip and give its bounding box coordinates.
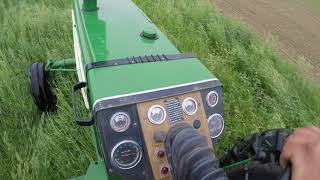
[72,10,89,109]
[93,78,221,112]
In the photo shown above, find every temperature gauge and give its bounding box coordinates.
[110,112,131,132]
[111,140,142,169]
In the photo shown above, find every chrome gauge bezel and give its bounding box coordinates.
[110,140,142,170]
[206,91,219,107]
[207,114,224,139]
[110,112,131,132]
[182,97,198,115]
[148,105,167,125]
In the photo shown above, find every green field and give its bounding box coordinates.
[0,0,319,179]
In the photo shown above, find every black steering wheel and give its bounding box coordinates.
[220,128,293,180]
[280,166,291,180]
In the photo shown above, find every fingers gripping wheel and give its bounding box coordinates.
[28,62,56,111]
[165,123,228,180]
[220,128,293,180]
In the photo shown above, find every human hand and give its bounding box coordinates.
[280,125,320,180]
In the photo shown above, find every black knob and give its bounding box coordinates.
[193,120,201,129]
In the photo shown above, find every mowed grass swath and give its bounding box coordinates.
[0,0,319,180]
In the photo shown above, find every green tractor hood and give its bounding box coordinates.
[73,0,218,110]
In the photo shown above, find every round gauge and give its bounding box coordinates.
[206,91,219,107]
[208,114,224,139]
[111,140,142,169]
[148,105,166,124]
[182,97,198,115]
[110,112,131,132]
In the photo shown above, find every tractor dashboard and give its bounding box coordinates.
[71,0,225,179]
[95,81,224,180]
[26,0,294,179]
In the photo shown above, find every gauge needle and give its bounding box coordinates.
[121,152,137,157]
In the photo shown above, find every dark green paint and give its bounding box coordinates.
[141,25,158,39]
[83,0,98,11]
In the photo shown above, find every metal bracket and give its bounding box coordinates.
[47,58,76,72]
[72,82,94,126]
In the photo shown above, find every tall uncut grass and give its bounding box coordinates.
[0,0,319,179]
[0,0,94,179]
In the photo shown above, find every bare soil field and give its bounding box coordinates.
[213,0,320,79]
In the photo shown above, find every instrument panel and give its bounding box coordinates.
[137,90,221,180]
[95,87,224,180]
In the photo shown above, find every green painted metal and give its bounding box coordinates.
[69,160,122,180]
[83,0,97,11]
[88,59,215,104]
[72,0,219,179]
[141,25,158,39]
[73,0,95,65]
[47,58,76,69]
[222,159,252,170]
[70,160,109,180]
[73,0,217,105]
[90,126,102,160]
[84,161,108,180]
[49,68,76,72]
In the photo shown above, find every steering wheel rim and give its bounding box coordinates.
[220,128,293,180]
[280,166,291,180]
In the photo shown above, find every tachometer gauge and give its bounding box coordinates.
[208,114,224,139]
[111,140,142,169]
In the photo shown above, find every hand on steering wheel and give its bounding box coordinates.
[220,128,293,180]
[280,125,320,180]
